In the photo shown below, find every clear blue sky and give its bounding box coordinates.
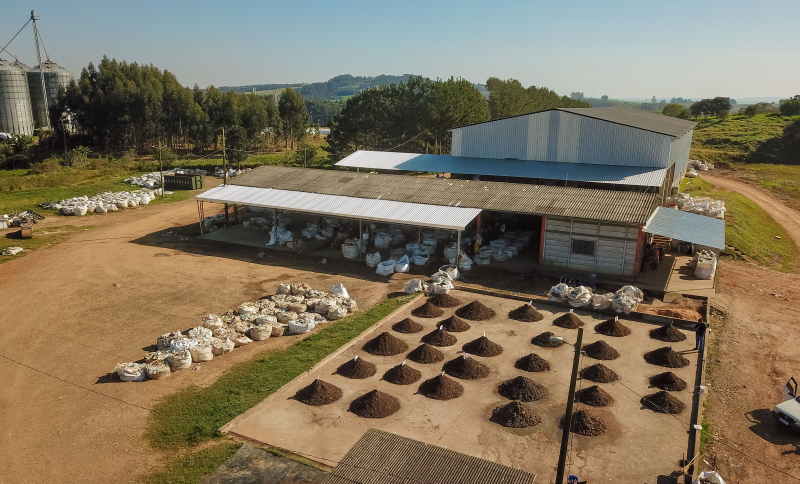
[2,0,798,100]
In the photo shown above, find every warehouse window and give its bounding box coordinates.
[571,239,596,256]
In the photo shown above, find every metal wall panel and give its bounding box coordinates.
[668,130,693,186]
[458,115,528,160]
[451,129,462,156]
[0,59,35,135]
[543,216,639,276]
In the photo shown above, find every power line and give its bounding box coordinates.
[0,18,31,61]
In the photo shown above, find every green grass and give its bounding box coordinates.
[681,177,797,271]
[1,225,97,265]
[145,293,414,450]
[691,114,800,164]
[139,441,243,484]
[699,421,712,453]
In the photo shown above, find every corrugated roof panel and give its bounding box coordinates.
[643,207,725,249]
[336,150,667,187]
[196,184,481,230]
[229,166,658,224]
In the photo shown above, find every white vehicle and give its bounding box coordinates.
[773,377,800,433]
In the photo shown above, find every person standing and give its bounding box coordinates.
[695,320,709,351]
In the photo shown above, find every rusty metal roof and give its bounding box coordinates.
[230,166,658,224]
[322,429,536,484]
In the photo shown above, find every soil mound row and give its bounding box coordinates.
[419,374,464,400]
[515,353,550,372]
[553,311,583,329]
[649,323,687,342]
[443,355,490,379]
[428,293,462,308]
[498,376,547,402]
[582,340,620,360]
[392,318,424,334]
[336,356,377,379]
[491,401,541,428]
[594,318,631,337]
[438,315,471,332]
[383,362,422,385]
[411,302,444,318]
[644,347,690,368]
[576,385,613,406]
[421,328,457,347]
[581,363,618,383]
[455,300,496,321]
[363,332,409,356]
[642,390,685,414]
[566,409,607,436]
[532,331,563,348]
[649,372,687,391]
[508,304,544,322]
[349,390,400,418]
[462,335,504,357]
[407,343,444,364]
[295,379,343,405]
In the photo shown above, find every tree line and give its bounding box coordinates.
[50,57,311,158]
[326,77,588,156]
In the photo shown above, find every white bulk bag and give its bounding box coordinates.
[366,252,381,268]
[431,270,452,284]
[187,326,213,340]
[166,351,192,371]
[474,253,491,265]
[249,325,272,341]
[145,361,171,380]
[374,232,392,249]
[548,283,570,302]
[341,298,358,312]
[203,314,224,330]
[431,280,454,295]
[288,319,316,334]
[115,362,146,382]
[170,338,197,352]
[231,334,253,347]
[327,306,348,320]
[394,255,410,273]
[567,286,593,307]
[330,283,349,298]
[189,344,214,362]
[342,240,360,259]
[412,251,430,266]
[276,283,291,295]
[211,338,235,355]
[255,314,278,325]
[376,260,396,276]
[157,331,183,351]
[276,311,298,324]
[404,278,424,294]
[239,302,259,315]
[406,242,420,255]
[443,244,459,261]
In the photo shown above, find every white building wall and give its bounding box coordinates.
[668,129,693,186]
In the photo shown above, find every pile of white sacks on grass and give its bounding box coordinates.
[114,282,357,382]
[46,188,168,215]
[548,283,644,314]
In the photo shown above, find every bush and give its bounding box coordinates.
[63,147,90,167]
[152,146,178,169]
[28,158,61,174]
[779,96,800,116]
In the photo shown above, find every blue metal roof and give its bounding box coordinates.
[643,207,725,249]
[336,150,667,187]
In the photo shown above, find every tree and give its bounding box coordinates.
[225,125,249,168]
[779,95,800,116]
[486,78,589,120]
[662,103,689,119]
[743,102,778,116]
[709,97,732,118]
[570,92,584,100]
[601,95,609,101]
[278,87,309,149]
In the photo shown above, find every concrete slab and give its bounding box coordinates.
[224,290,699,483]
[200,444,326,484]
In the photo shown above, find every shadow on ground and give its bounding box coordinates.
[200,444,326,484]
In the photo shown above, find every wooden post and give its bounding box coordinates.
[197,200,204,236]
[539,215,547,265]
[555,327,583,484]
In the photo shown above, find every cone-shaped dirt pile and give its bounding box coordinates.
[428,293,462,308]
[565,409,607,436]
[649,323,687,342]
[644,346,690,368]
[649,372,687,391]
[419,374,464,400]
[498,376,547,402]
[336,356,377,379]
[407,343,444,364]
[392,318,424,334]
[515,353,551,372]
[581,363,618,383]
[437,315,471,332]
[411,302,444,318]
[582,340,620,360]
[641,390,686,414]
[553,312,584,329]
[295,379,343,405]
[532,331,564,348]
[576,385,613,406]
[349,390,401,418]
[594,318,631,337]
[462,335,504,357]
[383,363,422,385]
[421,328,457,347]
[508,304,544,322]
[455,300,496,320]
[491,401,541,428]
[443,355,490,379]
[362,331,409,356]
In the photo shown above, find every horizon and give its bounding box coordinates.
[1,1,798,100]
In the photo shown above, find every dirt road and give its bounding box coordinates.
[0,196,394,484]
[704,174,800,253]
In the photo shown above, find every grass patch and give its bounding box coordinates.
[139,440,242,484]
[1,225,97,265]
[145,293,414,450]
[690,114,800,165]
[699,421,712,453]
[682,176,797,271]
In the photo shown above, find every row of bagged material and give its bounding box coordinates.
[548,283,644,314]
[114,283,357,382]
[666,193,726,220]
[41,188,169,215]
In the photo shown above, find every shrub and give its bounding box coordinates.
[28,158,61,174]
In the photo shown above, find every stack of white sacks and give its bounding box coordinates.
[666,193,726,219]
[58,189,163,215]
[114,282,357,382]
[548,283,644,314]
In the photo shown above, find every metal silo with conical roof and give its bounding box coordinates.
[26,60,73,128]
[0,58,35,135]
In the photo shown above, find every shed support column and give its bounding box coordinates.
[359,219,363,260]
[234,204,239,224]
[224,203,229,228]
[634,225,644,276]
[475,212,482,253]
[539,216,547,265]
[273,209,277,233]
[456,230,461,266]
[197,200,204,236]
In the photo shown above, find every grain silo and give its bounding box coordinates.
[27,60,73,129]
[0,58,35,135]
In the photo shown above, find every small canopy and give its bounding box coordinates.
[643,207,725,249]
[197,184,481,230]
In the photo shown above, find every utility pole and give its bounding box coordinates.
[31,10,49,129]
[158,141,164,198]
[222,127,227,185]
[555,327,584,484]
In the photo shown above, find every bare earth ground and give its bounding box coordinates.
[0,198,393,484]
